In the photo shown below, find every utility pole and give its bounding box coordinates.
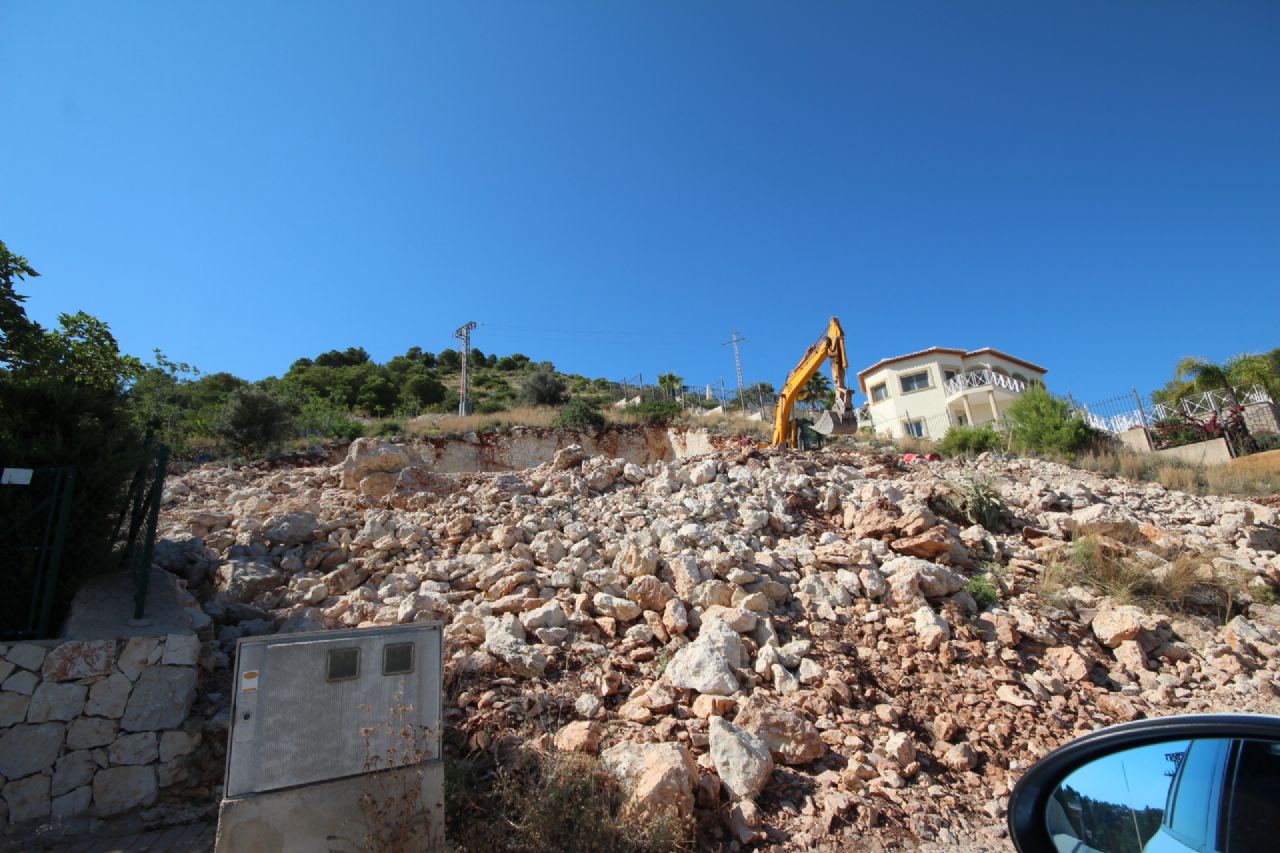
[454,321,477,416]
[724,332,747,412]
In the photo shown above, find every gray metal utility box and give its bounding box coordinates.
[216,624,444,853]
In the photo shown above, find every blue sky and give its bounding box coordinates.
[3,2,1277,405]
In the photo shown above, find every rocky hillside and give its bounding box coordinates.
[155,434,1280,851]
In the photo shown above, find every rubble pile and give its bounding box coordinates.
[155,435,1280,850]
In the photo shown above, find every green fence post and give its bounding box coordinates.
[133,445,169,622]
[36,467,76,639]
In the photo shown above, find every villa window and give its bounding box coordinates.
[900,371,930,393]
[871,383,888,402]
[944,368,959,382]
[903,419,925,438]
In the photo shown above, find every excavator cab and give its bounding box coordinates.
[771,316,861,448]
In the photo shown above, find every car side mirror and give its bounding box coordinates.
[1009,714,1280,853]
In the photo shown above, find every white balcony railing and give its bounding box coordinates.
[944,369,1027,396]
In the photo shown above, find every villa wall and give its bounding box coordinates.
[0,634,201,826]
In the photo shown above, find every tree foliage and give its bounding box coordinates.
[523,369,568,406]
[1154,350,1280,405]
[216,387,296,455]
[1005,383,1091,456]
[657,372,684,400]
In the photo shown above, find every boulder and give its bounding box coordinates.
[1091,606,1146,648]
[262,511,318,546]
[626,576,674,612]
[709,716,774,801]
[217,558,284,604]
[593,592,641,622]
[553,721,605,754]
[664,641,739,696]
[602,741,697,821]
[338,438,413,489]
[733,695,824,765]
[912,605,951,651]
[481,614,548,678]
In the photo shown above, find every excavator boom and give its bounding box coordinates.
[770,316,858,447]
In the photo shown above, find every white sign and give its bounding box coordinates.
[1,468,34,486]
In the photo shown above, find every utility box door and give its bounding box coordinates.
[225,624,441,798]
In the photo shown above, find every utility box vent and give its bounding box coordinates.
[225,624,442,798]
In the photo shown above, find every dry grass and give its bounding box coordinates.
[1041,533,1247,620]
[696,413,773,441]
[1231,448,1280,473]
[406,407,561,436]
[895,435,936,455]
[445,746,690,853]
[1073,449,1280,497]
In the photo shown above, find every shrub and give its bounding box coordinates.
[1005,383,1091,456]
[216,387,295,455]
[622,400,683,425]
[937,424,1003,457]
[374,420,405,438]
[945,475,1010,531]
[522,370,568,406]
[965,575,999,610]
[555,398,606,430]
[295,394,364,442]
[1253,432,1280,452]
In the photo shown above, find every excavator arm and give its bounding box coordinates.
[770,316,855,448]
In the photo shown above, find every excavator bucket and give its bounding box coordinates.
[813,410,860,437]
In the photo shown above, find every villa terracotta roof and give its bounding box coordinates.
[856,347,1048,394]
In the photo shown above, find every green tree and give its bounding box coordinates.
[401,369,446,408]
[522,369,567,406]
[0,239,45,370]
[1005,383,1090,456]
[356,374,397,416]
[40,311,143,391]
[216,387,295,455]
[314,347,371,368]
[437,348,462,371]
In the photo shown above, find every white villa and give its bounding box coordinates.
[856,347,1048,439]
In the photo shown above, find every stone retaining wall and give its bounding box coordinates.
[0,635,200,826]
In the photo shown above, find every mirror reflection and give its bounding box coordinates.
[1047,738,1280,853]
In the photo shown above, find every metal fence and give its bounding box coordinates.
[1067,384,1276,457]
[1069,385,1273,433]
[1,438,169,641]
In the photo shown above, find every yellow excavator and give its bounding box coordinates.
[770,316,860,448]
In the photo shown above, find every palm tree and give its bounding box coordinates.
[800,373,834,411]
[657,372,684,401]
[1224,353,1280,402]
